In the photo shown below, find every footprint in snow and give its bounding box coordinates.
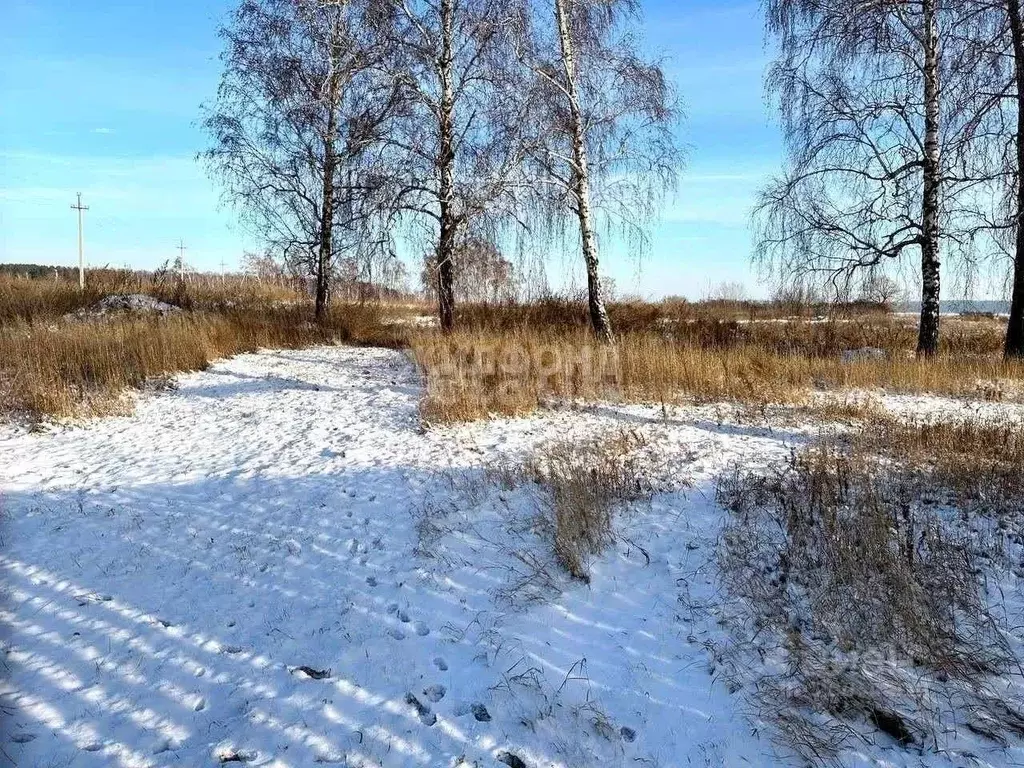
[10,733,35,744]
[423,684,446,703]
[404,693,436,726]
[216,748,257,763]
[386,603,399,614]
[413,621,430,636]
[292,666,331,680]
[365,575,377,587]
[497,752,528,768]
[313,748,347,764]
[470,703,491,722]
[398,610,411,623]
[433,657,448,671]
[389,628,406,640]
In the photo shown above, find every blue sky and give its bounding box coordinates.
[0,0,779,299]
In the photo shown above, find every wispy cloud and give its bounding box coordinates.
[91,127,115,135]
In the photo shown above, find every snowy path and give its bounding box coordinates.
[0,346,969,767]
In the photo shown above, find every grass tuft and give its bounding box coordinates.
[494,430,651,582]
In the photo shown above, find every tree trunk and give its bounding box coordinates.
[1006,0,1024,359]
[315,151,334,320]
[917,0,941,357]
[436,0,457,333]
[315,43,342,323]
[554,0,613,343]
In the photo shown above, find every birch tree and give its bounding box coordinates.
[203,0,399,320]
[756,0,985,356]
[1002,0,1024,357]
[374,0,530,331]
[969,0,1024,358]
[513,0,681,342]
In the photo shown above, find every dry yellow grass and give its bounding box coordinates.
[0,304,398,419]
[411,328,1024,423]
[717,416,1024,762]
[0,269,303,324]
[4,277,1020,425]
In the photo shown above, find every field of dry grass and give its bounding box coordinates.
[4,273,1023,424]
[0,268,303,324]
[716,416,1024,762]
[0,273,400,420]
[411,322,1023,423]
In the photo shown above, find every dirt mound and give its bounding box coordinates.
[66,294,182,320]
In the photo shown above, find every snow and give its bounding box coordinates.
[0,345,1021,767]
[65,294,181,321]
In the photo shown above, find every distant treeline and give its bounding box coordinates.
[0,264,80,279]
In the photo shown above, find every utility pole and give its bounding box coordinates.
[71,193,89,290]
[177,240,187,282]
[219,257,228,283]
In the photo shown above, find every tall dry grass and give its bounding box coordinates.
[412,328,1024,423]
[518,431,650,581]
[0,304,398,419]
[0,269,302,324]
[716,418,1024,762]
[453,294,893,334]
[4,277,1020,424]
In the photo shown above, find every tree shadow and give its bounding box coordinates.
[0,344,785,767]
[0,461,768,767]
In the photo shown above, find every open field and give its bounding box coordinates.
[2,343,1023,767]
[13,0,1024,762]
[1,273,1020,423]
[2,284,1024,766]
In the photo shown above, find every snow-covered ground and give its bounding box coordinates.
[0,346,1019,767]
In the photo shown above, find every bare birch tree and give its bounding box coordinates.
[511,0,681,342]
[373,0,531,331]
[756,0,988,356]
[421,237,516,303]
[966,0,1024,357]
[1001,0,1024,357]
[202,0,400,320]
